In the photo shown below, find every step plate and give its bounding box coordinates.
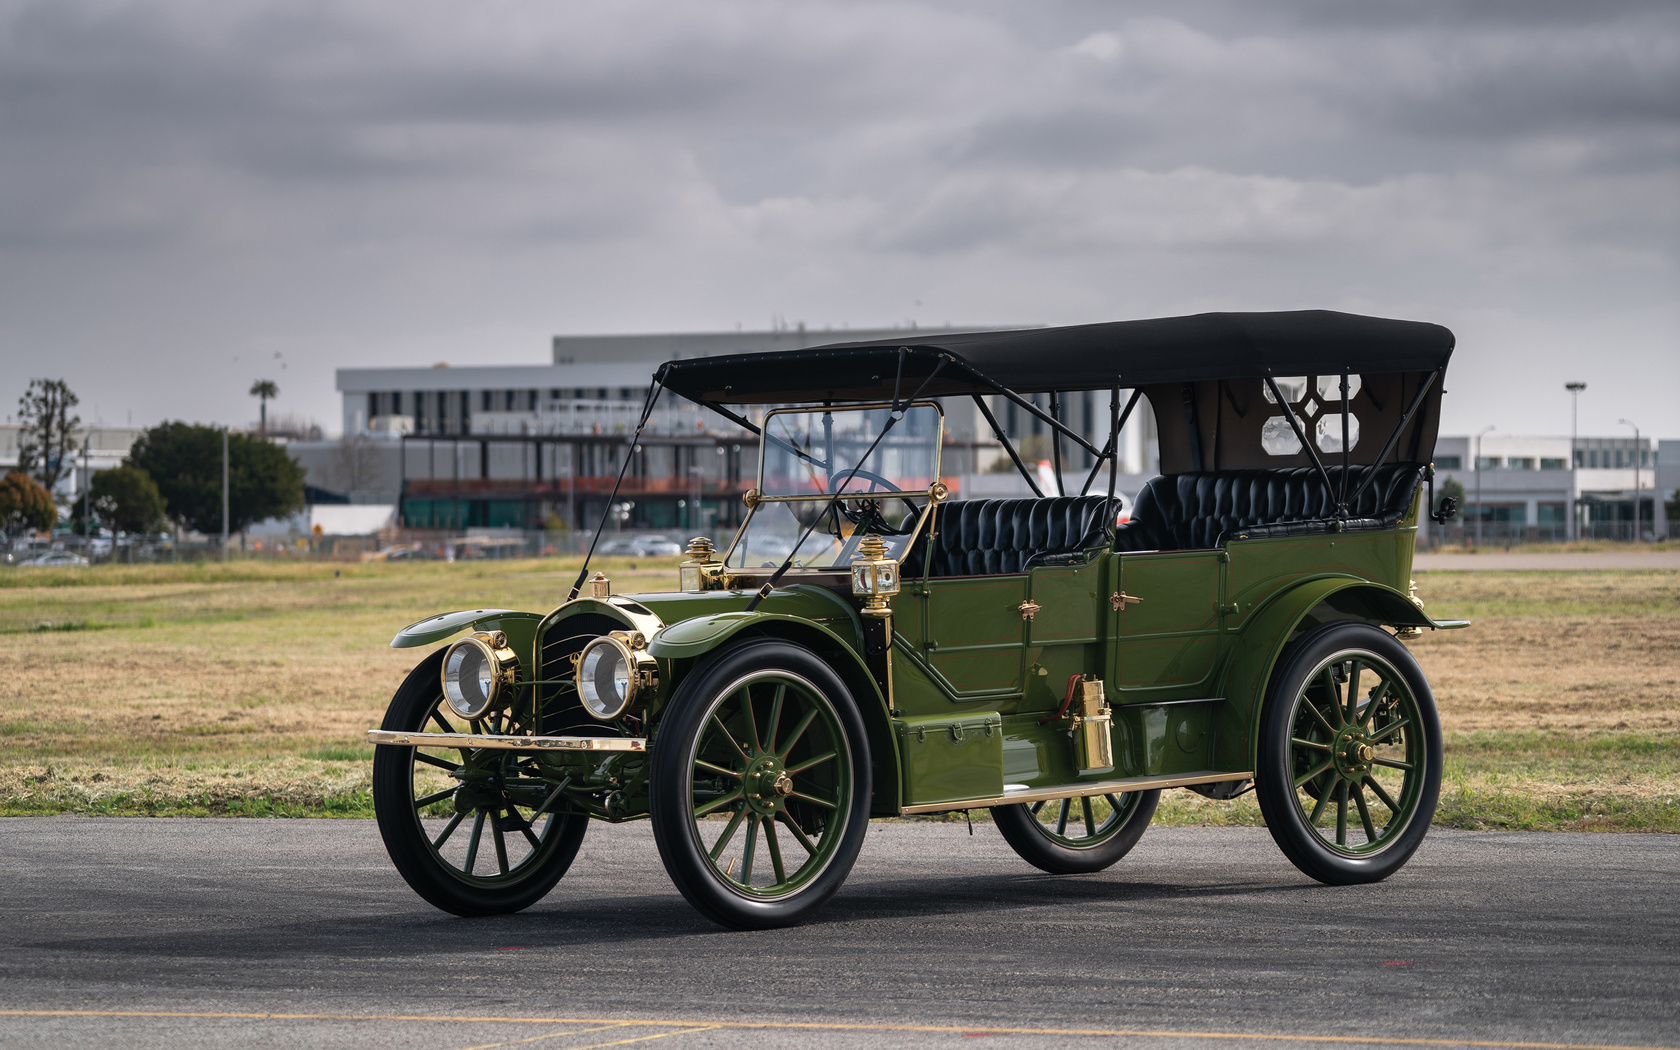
[899,769,1252,815]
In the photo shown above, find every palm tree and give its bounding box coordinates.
[249,379,278,437]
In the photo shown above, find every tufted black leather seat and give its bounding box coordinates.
[903,464,1424,576]
[906,495,1114,577]
[1111,464,1426,552]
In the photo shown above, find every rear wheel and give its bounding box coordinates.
[372,650,589,916]
[1255,621,1441,885]
[649,640,871,930]
[993,790,1159,874]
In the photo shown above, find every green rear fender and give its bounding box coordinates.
[1214,577,1468,772]
[648,611,903,816]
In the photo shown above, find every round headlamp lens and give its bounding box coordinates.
[443,641,496,719]
[577,640,633,720]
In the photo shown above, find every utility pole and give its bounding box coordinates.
[82,436,91,555]
[221,427,230,561]
[1620,418,1641,541]
[1475,425,1496,547]
[1566,382,1585,541]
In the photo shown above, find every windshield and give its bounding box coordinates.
[727,403,942,570]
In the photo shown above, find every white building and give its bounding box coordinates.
[0,423,145,503]
[322,326,1161,532]
[1430,433,1667,542]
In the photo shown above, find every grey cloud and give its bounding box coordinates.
[0,0,1674,437]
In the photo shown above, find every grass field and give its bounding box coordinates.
[1,559,1674,831]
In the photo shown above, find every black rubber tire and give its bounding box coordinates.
[649,639,872,930]
[1255,621,1442,886]
[372,649,589,917]
[992,790,1160,874]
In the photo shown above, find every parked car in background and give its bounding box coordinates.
[596,534,685,557]
[18,551,90,567]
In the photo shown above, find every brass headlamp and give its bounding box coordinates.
[574,630,660,721]
[440,630,519,721]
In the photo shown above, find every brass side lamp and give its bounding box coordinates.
[679,536,721,593]
[850,534,900,617]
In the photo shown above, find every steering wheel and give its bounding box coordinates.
[825,469,926,535]
[827,467,902,495]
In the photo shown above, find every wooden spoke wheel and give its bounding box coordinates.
[372,650,588,916]
[993,789,1159,875]
[1256,622,1442,885]
[650,640,871,930]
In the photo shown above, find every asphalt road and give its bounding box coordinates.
[1,818,1676,1050]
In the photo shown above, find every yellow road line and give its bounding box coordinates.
[457,1021,635,1050]
[0,1010,1671,1050]
[554,1026,718,1050]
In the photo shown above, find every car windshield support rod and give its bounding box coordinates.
[1265,373,1341,518]
[948,357,1104,459]
[744,352,949,612]
[691,399,832,474]
[1080,433,1115,498]
[971,393,1044,499]
[1346,369,1440,510]
[567,365,669,601]
[1049,393,1066,497]
[1081,386,1140,499]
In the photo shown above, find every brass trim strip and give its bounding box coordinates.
[898,769,1252,815]
[367,730,646,752]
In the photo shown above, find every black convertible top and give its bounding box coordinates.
[658,310,1453,405]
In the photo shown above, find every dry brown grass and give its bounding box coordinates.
[1408,571,1680,736]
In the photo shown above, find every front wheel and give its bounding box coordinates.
[993,790,1159,874]
[649,640,871,930]
[1255,621,1442,885]
[372,650,590,916]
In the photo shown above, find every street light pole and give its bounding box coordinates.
[1619,418,1641,542]
[1475,425,1496,547]
[1565,382,1585,541]
[221,427,230,562]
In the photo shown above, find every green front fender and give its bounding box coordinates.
[648,609,903,815]
[1214,576,1467,772]
[390,608,545,657]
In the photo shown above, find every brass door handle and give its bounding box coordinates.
[1018,600,1041,621]
[1110,591,1142,612]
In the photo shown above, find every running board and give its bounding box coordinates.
[366,730,646,752]
[898,770,1253,816]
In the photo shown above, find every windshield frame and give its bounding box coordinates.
[719,400,945,574]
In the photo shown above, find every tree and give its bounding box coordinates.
[16,378,80,491]
[0,472,56,536]
[250,379,278,437]
[1439,475,1465,510]
[86,466,167,535]
[126,422,305,536]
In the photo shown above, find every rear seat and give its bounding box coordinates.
[1112,464,1426,552]
[904,464,1425,577]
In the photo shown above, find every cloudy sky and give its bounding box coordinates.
[1,0,1676,439]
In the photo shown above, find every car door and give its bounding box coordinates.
[919,574,1029,699]
[1106,550,1224,701]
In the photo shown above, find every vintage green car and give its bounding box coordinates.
[369,311,1467,929]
